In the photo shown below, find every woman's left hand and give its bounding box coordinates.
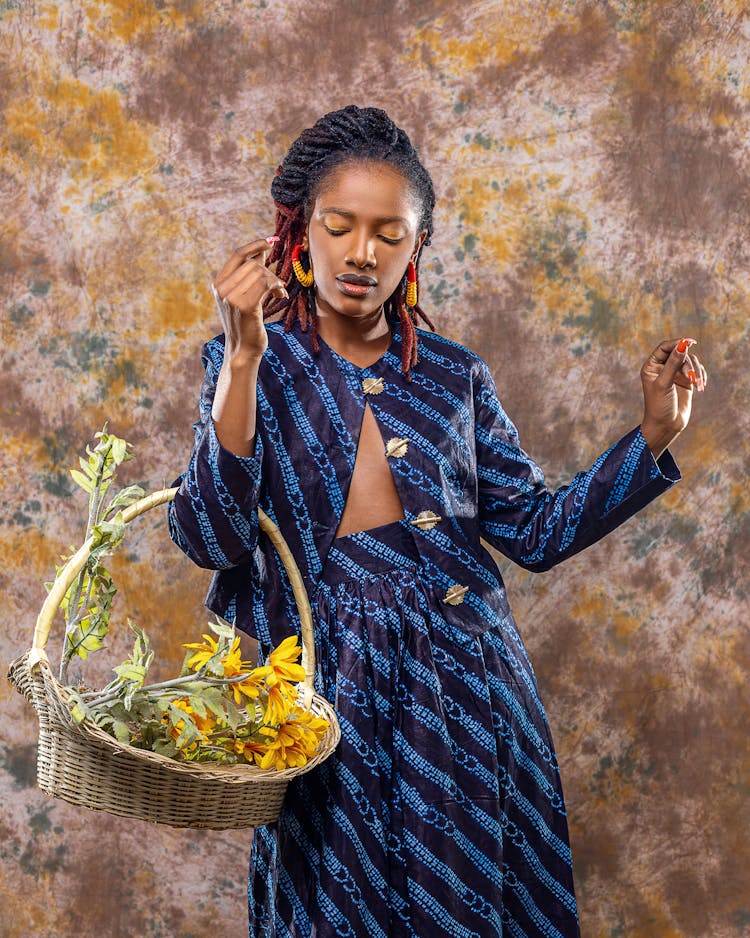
[639,337,707,458]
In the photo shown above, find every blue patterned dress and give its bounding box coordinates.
[167,316,680,937]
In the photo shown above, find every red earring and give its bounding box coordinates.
[405,261,418,308]
[292,244,314,288]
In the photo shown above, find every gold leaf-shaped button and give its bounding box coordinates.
[411,510,442,530]
[385,437,409,458]
[362,376,385,395]
[443,583,468,605]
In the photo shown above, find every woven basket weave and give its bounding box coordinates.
[7,488,340,830]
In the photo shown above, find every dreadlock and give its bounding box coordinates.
[261,105,436,381]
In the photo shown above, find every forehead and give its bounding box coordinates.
[313,161,419,225]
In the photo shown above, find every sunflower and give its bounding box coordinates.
[220,636,245,677]
[165,696,218,748]
[266,635,306,686]
[264,682,293,725]
[232,726,278,766]
[229,666,271,706]
[182,633,221,673]
[253,718,325,770]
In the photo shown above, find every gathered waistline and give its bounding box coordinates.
[320,518,422,586]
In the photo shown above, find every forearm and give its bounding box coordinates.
[168,337,266,570]
[211,350,263,457]
[478,425,681,572]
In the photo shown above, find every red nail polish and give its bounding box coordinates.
[676,338,696,354]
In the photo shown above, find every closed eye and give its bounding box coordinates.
[324,226,403,245]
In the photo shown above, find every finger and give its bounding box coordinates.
[690,352,707,391]
[682,350,706,391]
[227,268,288,308]
[656,336,698,387]
[214,238,277,286]
[647,338,683,367]
[218,248,277,296]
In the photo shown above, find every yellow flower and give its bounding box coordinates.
[289,705,330,741]
[182,633,220,672]
[243,710,330,771]
[266,635,306,687]
[182,632,257,685]
[229,666,271,705]
[264,683,293,725]
[232,726,277,766]
[164,696,217,749]
[220,636,245,677]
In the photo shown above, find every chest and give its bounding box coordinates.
[257,346,476,515]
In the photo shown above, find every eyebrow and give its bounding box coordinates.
[319,207,409,225]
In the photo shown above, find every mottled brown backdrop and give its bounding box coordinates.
[2,1,749,936]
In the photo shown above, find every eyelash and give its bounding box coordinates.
[324,226,403,245]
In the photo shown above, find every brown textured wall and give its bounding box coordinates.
[2,1,749,935]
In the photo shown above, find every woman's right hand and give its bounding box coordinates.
[211,238,288,360]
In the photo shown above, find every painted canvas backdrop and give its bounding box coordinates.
[2,1,749,935]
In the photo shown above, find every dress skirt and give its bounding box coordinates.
[248,518,582,938]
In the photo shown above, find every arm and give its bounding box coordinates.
[167,237,287,570]
[167,336,266,570]
[473,358,682,573]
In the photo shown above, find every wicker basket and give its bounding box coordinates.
[7,488,340,830]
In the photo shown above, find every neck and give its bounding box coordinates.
[314,299,391,356]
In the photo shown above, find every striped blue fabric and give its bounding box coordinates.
[168,316,681,936]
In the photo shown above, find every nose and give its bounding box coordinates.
[346,231,377,269]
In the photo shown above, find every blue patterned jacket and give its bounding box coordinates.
[167,316,681,660]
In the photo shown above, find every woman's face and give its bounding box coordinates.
[302,160,428,324]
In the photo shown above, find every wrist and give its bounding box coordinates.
[222,346,264,371]
[640,420,677,461]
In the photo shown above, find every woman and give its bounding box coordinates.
[168,105,706,937]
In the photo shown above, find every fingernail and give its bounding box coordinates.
[688,369,697,384]
[266,235,280,244]
[676,337,697,354]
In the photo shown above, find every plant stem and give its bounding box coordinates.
[83,668,255,710]
[59,445,111,684]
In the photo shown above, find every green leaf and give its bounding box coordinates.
[80,633,104,653]
[113,663,146,684]
[208,618,236,642]
[152,738,178,759]
[111,720,131,743]
[70,468,95,493]
[103,484,146,519]
[188,696,207,719]
[174,721,201,750]
[110,437,126,464]
[167,703,188,727]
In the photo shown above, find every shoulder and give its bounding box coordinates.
[414,326,492,383]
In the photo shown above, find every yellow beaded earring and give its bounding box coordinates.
[405,261,418,308]
[292,244,314,288]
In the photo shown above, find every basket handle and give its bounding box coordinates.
[28,490,317,701]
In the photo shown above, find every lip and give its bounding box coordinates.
[336,280,376,298]
[336,274,377,286]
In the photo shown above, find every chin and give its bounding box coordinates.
[317,288,384,318]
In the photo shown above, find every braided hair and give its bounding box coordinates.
[262,105,436,380]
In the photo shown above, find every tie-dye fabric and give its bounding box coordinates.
[167,315,681,936]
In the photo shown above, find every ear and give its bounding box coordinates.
[302,226,310,252]
[411,229,428,263]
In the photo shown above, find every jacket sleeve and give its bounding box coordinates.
[167,336,265,570]
[472,357,682,572]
